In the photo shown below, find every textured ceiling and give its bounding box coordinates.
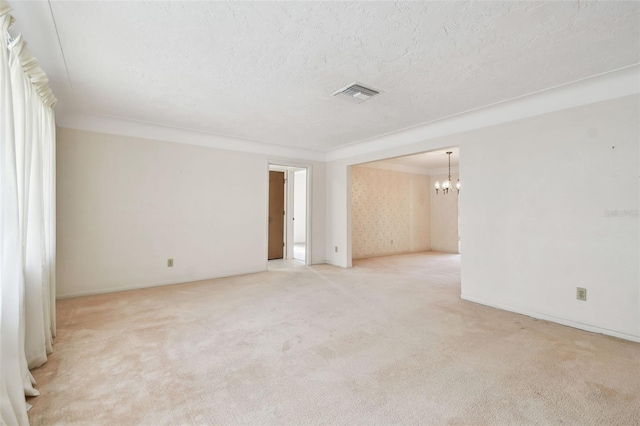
[21,1,640,151]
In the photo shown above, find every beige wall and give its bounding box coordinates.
[351,166,430,259]
[56,127,326,297]
[430,173,460,253]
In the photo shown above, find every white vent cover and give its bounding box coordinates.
[332,82,382,104]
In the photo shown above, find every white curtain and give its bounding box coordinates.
[1,0,56,424]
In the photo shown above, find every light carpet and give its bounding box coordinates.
[28,252,640,425]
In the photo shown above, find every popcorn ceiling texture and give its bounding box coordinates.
[351,166,431,259]
[47,1,640,150]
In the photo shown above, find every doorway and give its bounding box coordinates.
[292,169,307,262]
[267,163,310,264]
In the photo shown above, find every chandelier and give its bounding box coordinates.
[434,151,460,195]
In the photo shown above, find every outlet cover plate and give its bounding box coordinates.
[576,287,587,301]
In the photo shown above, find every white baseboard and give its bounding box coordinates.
[461,294,640,343]
[57,267,267,299]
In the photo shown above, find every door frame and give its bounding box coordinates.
[266,161,312,265]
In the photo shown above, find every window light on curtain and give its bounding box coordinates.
[1,0,57,424]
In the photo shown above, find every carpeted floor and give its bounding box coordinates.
[28,252,639,425]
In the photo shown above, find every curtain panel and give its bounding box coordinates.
[1,0,56,424]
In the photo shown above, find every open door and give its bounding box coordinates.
[268,171,285,259]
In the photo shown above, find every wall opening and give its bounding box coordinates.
[349,147,460,262]
[293,169,307,262]
[268,163,311,265]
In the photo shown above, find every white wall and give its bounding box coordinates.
[460,96,639,341]
[351,165,430,259]
[57,128,326,297]
[326,162,351,267]
[430,172,459,253]
[326,95,639,341]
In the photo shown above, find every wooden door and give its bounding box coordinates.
[268,171,285,259]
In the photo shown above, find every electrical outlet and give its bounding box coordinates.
[334,246,338,253]
[576,287,587,301]
[391,239,393,244]
[167,258,174,267]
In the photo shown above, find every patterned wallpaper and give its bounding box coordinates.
[351,166,431,259]
[430,173,459,253]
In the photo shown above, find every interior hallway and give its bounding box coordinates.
[28,252,639,425]
[293,242,306,262]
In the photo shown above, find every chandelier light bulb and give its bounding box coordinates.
[433,151,460,195]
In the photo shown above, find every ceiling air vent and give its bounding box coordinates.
[332,82,382,104]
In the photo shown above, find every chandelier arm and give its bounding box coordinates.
[435,151,460,195]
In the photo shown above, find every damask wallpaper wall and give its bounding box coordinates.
[430,173,460,253]
[351,166,431,259]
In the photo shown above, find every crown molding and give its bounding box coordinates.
[55,66,639,164]
[326,65,640,162]
[10,1,639,164]
[56,113,326,162]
